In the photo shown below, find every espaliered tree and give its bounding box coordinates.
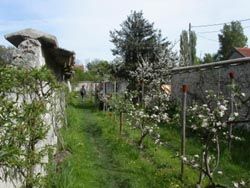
[186,90,244,187]
[122,49,176,148]
[110,10,170,90]
[0,64,63,188]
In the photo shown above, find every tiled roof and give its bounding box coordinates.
[235,47,250,57]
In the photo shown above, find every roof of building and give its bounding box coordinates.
[234,47,250,57]
[5,28,75,61]
[4,28,75,80]
[5,28,58,48]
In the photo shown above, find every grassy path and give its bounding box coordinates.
[52,97,132,188]
[51,96,165,188]
[49,95,250,188]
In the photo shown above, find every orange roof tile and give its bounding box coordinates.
[235,47,250,57]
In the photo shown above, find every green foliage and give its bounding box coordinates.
[0,65,62,187]
[71,67,85,83]
[180,30,189,66]
[179,30,197,66]
[86,59,113,81]
[110,10,170,81]
[190,31,197,65]
[218,21,248,60]
[71,59,113,83]
[201,53,217,64]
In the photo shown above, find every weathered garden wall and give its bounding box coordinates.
[171,57,250,123]
[0,28,73,188]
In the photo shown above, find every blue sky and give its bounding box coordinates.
[1,0,250,64]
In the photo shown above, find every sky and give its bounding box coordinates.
[1,0,250,64]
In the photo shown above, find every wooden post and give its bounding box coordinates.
[114,81,116,94]
[119,112,123,135]
[141,80,144,107]
[181,84,188,179]
[103,82,107,112]
[189,23,192,66]
[228,71,235,151]
[90,82,93,102]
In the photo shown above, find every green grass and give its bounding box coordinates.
[48,94,250,188]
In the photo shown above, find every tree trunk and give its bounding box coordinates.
[138,131,148,149]
[119,112,123,135]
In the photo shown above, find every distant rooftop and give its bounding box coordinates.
[234,47,250,57]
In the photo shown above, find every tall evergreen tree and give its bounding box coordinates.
[110,11,170,80]
[218,21,248,60]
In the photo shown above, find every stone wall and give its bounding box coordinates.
[0,28,72,188]
[171,57,250,123]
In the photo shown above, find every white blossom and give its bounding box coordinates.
[217,171,223,175]
[191,124,197,130]
[193,163,199,168]
[216,121,222,126]
[240,180,245,186]
[201,119,208,127]
[153,106,159,110]
[181,156,187,162]
[219,111,225,117]
[155,139,160,144]
[211,128,216,133]
[229,116,235,121]
[234,112,239,117]
[233,182,239,188]
[241,93,246,97]
[219,104,227,111]
[198,114,205,118]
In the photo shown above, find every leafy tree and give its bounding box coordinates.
[202,53,217,64]
[110,11,170,81]
[179,30,189,66]
[179,30,197,66]
[218,21,248,60]
[86,59,113,81]
[71,66,86,83]
[190,31,197,64]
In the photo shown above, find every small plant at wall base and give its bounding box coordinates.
[0,65,62,188]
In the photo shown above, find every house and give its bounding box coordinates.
[229,47,250,59]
